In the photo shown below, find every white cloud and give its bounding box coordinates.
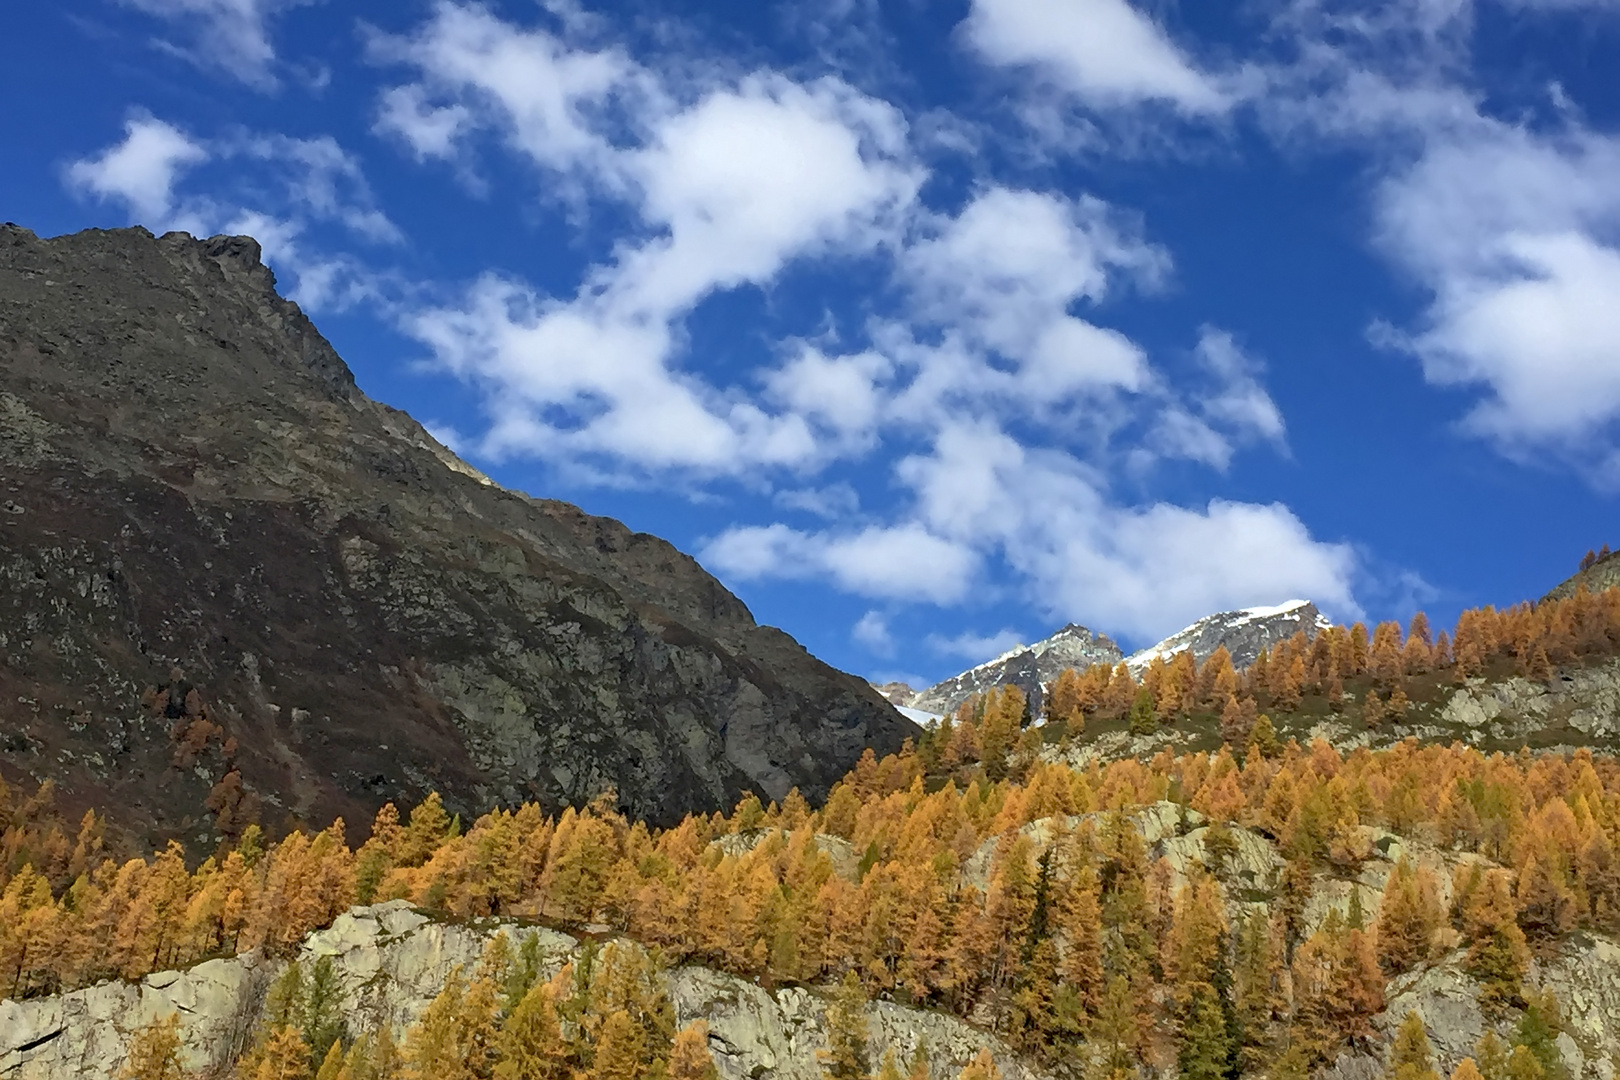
[370,2,647,181]
[1193,329,1286,445]
[773,483,862,518]
[1258,1,1620,482]
[962,0,1231,114]
[900,188,1165,405]
[1408,230,1620,451]
[66,116,208,228]
[926,628,1026,662]
[713,421,1357,642]
[236,134,403,244]
[853,611,895,655]
[387,7,922,476]
[701,522,980,604]
[375,86,472,162]
[120,0,314,89]
[1147,328,1286,470]
[618,76,919,312]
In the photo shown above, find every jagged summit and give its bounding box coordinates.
[909,623,1124,717]
[1125,599,1332,672]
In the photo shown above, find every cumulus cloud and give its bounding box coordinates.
[899,188,1165,405]
[853,610,896,655]
[386,5,921,475]
[1146,328,1287,470]
[926,628,1026,662]
[900,423,1357,639]
[708,420,1358,641]
[119,0,316,89]
[702,522,981,605]
[66,116,208,229]
[1261,0,1620,482]
[962,0,1231,114]
[368,2,646,180]
[77,0,1339,646]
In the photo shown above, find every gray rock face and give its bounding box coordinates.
[0,901,1042,1080]
[1125,600,1332,673]
[1440,662,1620,744]
[0,224,914,839]
[911,624,1124,717]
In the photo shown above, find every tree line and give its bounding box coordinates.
[7,732,1618,1079]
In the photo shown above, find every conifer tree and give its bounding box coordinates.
[1219,697,1256,751]
[1475,1032,1510,1080]
[118,1013,189,1080]
[252,1026,315,1080]
[495,984,571,1080]
[1515,989,1567,1080]
[1377,858,1441,975]
[820,970,871,1080]
[303,955,346,1068]
[589,1011,646,1080]
[403,967,474,1080]
[1387,1011,1439,1080]
[1506,1046,1546,1080]
[315,1042,345,1080]
[1128,688,1158,736]
[1247,715,1279,760]
[957,1050,1002,1080]
[667,1022,719,1080]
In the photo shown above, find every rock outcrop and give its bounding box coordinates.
[0,224,914,842]
[1439,662,1620,745]
[0,901,1043,1080]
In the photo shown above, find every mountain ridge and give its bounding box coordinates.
[0,223,914,844]
[901,601,1332,718]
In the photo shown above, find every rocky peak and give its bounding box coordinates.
[1126,599,1331,672]
[909,624,1124,717]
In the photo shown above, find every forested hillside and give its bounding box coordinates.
[4,583,1620,1080]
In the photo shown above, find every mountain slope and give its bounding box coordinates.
[1547,548,1620,602]
[0,224,913,843]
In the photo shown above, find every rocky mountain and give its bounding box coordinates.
[908,624,1123,717]
[1124,599,1332,672]
[908,601,1330,719]
[0,224,914,843]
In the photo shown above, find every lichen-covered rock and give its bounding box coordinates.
[1,902,1043,1080]
[667,967,1050,1080]
[0,901,566,1079]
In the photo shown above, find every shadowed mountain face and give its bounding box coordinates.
[0,224,914,845]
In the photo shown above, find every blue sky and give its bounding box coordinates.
[5,0,1619,688]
